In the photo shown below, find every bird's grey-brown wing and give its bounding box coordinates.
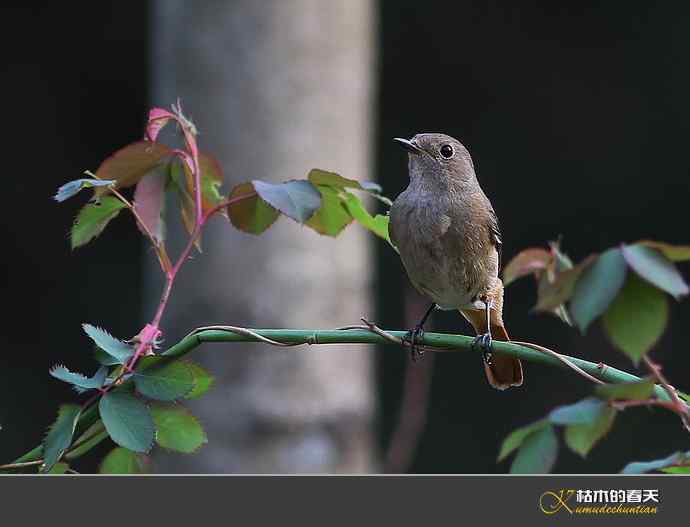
[488,207,502,270]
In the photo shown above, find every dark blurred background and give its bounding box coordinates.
[2,2,689,473]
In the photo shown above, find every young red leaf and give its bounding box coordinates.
[94,141,172,194]
[502,248,552,286]
[227,182,279,235]
[133,164,168,243]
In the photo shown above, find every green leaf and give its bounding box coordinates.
[184,361,215,399]
[307,169,381,195]
[82,324,134,364]
[99,447,151,474]
[342,191,391,244]
[602,272,669,364]
[99,392,155,453]
[564,406,616,457]
[54,178,115,202]
[595,378,656,401]
[502,248,552,286]
[227,181,280,235]
[151,404,208,453]
[534,255,596,312]
[134,358,195,401]
[548,397,606,425]
[199,153,225,213]
[509,424,558,474]
[569,248,627,332]
[93,141,172,194]
[47,462,69,475]
[71,196,127,249]
[622,244,689,299]
[637,240,690,262]
[41,404,81,473]
[662,465,690,474]
[49,365,107,393]
[305,184,353,236]
[497,419,549,462]
[622,451,690,474]
[253,180,321,223]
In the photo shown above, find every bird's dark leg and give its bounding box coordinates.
[402,303,437,362]
[472,299,493,364]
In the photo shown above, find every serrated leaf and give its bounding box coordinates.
[637,240,690,262]
[47,462,69,474]
[564,406,616,457]
[134,358,195,401]
[184,361,215,399]
[621,451,690,474]
[602,272,669,364]
[548,397,606,425]
[498,419,549,462]
[151,404,208,453]
[307,168,381,195]
[509,424,558,474]
[99,447,151,474]
[569,248,627,332]
[54,178,115,202]
[595,378,656,401]
[622,244,689,299]
[199,153,225,212]
[93,141,172,195]
[133,163,168,243]
[227,181,280,235]
[342,191,391,244]
[534,255,596,312]
[305,184,353,236]
[41,404,81,473]
[82,324,134,364]
[169,158,199,248]
[71,196,127,249]
[502,248,552,287]
[49,365,107,393]
[99,393,155,453]
[253,179,321,223]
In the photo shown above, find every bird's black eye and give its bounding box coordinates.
[440,144,454,159]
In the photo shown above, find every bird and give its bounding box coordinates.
[388,133,523,390]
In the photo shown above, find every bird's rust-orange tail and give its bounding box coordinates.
[460,279,523,390]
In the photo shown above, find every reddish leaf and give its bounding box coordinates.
[145,107,177,142]
[502,248,552,286]
[534,255,596,312]
[227,182,279,235]
[94,141,172,195]
[133,164,167,243]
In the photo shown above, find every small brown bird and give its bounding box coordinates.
[389,133,523,390]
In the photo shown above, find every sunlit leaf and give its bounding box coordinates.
[342,191,391,244]
[502,248,552,286]
[305,184,353,236]
[595,378,656,401]
[41,404,81,473]
[569,248,627,332]
[99,447,151,474]
[99,392,155,453]
[227,181,280,235]
[509,424,558,474]
[564,407,616,457]
[82,324,134,365]
[637,240,690,262]
[184,361,215,400]
[151,404,208,454]
[621,451,690,474]
[133,163,168,243]
[133,358,195,401]
[71,196,127,249]
[498,419,549,462]
[253,180,321,223]
[622,244,689,299]
[93,141,172,194]
[49,365,107,393]
[54,178,115,202]
[602,273,669,364]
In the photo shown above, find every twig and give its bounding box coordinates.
[512,340,606,385]
[643,356,690,431]
[0,460,43,470]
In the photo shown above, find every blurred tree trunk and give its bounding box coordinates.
[147,0,377,473]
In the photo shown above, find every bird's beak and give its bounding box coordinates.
[393,137,424,155]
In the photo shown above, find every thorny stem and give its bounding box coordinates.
[643,356,690,431]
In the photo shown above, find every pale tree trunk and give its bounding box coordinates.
[147,0,377,473]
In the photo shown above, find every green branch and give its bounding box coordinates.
[8,327,679,469]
